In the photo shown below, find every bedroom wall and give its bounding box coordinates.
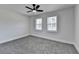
[29,7,75,44]
[74,5,79,52]
[0,9,30,43]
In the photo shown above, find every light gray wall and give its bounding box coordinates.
[0,9,30,43]
[75,5,79,46]
[30,7,75,43]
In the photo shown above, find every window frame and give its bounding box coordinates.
[47,16,57,32]
[35,18,42,31]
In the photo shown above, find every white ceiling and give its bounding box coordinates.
[0,4,75,16]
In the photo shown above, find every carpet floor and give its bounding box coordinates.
[0,36,78,54]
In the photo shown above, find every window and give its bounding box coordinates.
[47,16,57,31]
[35,18,42,30]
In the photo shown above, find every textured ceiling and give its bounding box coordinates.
[0,4,75,16]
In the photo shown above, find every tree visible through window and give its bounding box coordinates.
[35,18,42,30]
[47,16,57,31]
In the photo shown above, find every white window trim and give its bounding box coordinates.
[47,16,57,32]
[35,18,42,31]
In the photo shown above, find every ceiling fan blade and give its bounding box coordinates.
[32,4,36,10]
[25,6,33,10]
[36,10,43,12]
[36,5,40,10]
[27,11,32,13]
[32,4,36,7]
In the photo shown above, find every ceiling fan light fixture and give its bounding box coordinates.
[32,10,37,13]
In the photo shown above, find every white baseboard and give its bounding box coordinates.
[31,34,79,53]
[73,43,79,53]
[0,33,79,53]
[31,34,74,45]
[0,34,29,44]
[0,34,74,45]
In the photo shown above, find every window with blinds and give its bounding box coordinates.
[47,16,57,32]
[35,18,42,30]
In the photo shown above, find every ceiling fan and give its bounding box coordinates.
[25,4,43,13]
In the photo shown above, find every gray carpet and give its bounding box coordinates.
[0,36,78,54]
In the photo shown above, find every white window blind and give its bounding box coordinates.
[35,18,42,30]
[47,16,57,31]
